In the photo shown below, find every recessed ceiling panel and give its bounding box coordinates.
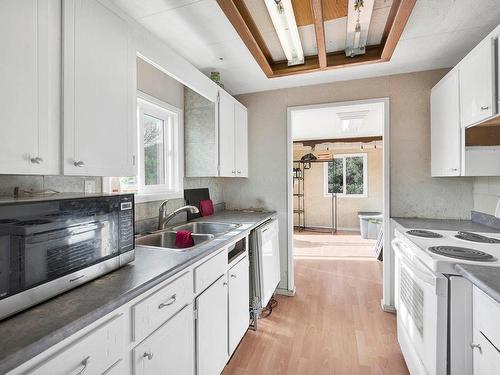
[324,17,347,53]
[110,0,201,19]
[299,24,319,57]
[367,6,391,46]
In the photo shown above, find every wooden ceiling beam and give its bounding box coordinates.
[216,0,274,77]
[381,0,417,60]
[295,136,383,148]
[311,0,327,68]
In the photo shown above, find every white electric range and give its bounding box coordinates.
[392,227,500,375]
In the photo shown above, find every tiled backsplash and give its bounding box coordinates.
[473,177,500,216]
[0,175,224,234]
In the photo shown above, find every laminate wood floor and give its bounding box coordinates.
[222,233,408,375]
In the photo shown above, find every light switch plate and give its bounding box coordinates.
[84,180,96,194]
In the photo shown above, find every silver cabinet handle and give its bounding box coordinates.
[230,274,237,278]
[470,343,482,353]
[451,168,458,171]
[231,170,235,174]
[30,156,43,164]
[158,294,176,309]
[76,356,91,375]
[237,170,241,174]
[74,160,85,167]
[143,352,154,360]
[223,281,228,286]
[480,106,490,110]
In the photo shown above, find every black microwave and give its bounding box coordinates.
[0,193,135,320]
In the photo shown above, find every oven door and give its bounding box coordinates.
[393,238,448,375]
[20,219,118,288]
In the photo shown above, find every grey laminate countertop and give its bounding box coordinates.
[391,217,500,233]
[455,264,500,304]
[0,210,276,374]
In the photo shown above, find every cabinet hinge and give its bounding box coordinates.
[217,92,220,103]
[132,155,136,166]
[193,309,198,320]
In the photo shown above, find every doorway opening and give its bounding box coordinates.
[286,98,391,309]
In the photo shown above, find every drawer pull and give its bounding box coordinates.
[480,106,490,110]
[158,294,177,309]
[143,352,154,360]
[230,274,237,278]
[76,356,91,375]
[470,343,482,353]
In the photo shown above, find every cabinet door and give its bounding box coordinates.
[0,0,59,175]
[459,37,497,127]
[196,275,228,375]
[472,329,500,375]
[431,69,461,176]
[228,257,250,355]
[234,103,248,177]
[133,305,195,375]
[218,91,236,177]
[63,0,136,176]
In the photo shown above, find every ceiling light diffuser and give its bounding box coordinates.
[264,0,304,66]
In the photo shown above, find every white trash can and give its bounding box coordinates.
[358,212,382,239]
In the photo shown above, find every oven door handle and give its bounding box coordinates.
[392,238,436,286]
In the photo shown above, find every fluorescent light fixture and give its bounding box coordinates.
[264,0,304,66]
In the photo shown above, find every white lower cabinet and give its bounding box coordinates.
[133,304,195,375]
[228,257,250,354]
[196,274,229,375]
[27,313,125,375]
[472,286,500,374]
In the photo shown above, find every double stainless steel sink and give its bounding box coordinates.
[136,221,241,251]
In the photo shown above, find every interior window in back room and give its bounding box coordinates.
[325,153,367,197]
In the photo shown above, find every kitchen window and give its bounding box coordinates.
[106,92,183,202]
[324,153,367,197]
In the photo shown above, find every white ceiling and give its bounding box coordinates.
[111,0,500,95]
[292,102,384,140]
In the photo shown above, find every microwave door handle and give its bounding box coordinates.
[392,239,436,286]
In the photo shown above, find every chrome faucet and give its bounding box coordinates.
[158,200,199,230]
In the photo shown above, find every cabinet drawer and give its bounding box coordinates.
[27,313,124,375]
[473,287,500,350]
[194,250,227,294]
[132,271,192,341]
[472,329,500,375]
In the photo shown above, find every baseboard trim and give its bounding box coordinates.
[276,286,296,297]
[381,301,396,313]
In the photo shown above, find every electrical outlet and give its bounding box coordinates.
[84,180,96,194]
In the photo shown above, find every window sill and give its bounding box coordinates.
[134,192,183,204]
[324,194,368,199]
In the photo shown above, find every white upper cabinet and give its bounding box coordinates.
[431,70,461,176]
[234,103,249,177]
[459,37,498,128]
[218,91,236,177]
[63,0,136,176]
[0,0,60,175]
[218,91,248,178]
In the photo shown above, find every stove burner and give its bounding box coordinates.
[0,219,20,224]
[16,219,52,226]
[429,246,497,262]
[406,229,443,238]
[455,231,500,244]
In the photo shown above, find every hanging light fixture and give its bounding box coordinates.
[264,0,304,66]
[345,0,374,57]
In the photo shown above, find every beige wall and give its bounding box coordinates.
[223,69,474,290]
[473,177,500,215]
[293,147,383,229]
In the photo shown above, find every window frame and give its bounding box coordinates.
[104,91,184,203]
[323,153,368,198]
